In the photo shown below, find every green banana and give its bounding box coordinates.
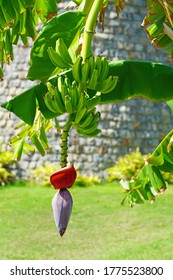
[76,92,87,111]
[96,75,118,93]
[64,76,72,91]
[54,86,66,114]
[30,131,46,156]
[74,107,88,123]
[25,8,37,39]
[79,121,99,134]
[81,59,90,84]
[79,107,96,127]
[39,125,49,150]
[46,82,56,96]
[72,56,82,82]
[91,111,100,124]
[77,128,101,137]
[1,0,17,25]
[88,69,98,90]
[57,76,68,103]
[57,75,64,91]
[70,80,79,110]
[103,76,119,93]
[23,142,35,153]
[19,11,26,35]
[87,55,95,78]
[98,56,109,82]
[86,92,101,108]
[11,21,20,44]
[44,92,58,113]
[95,56,102,78]
[47,46,69,69]
[64,95,73,114]
[5,29,13,62]
[78,109,95,128]
[55,38,73,67]
[17,125,31,138]
[13,139,25,161]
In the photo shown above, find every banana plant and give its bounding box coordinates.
[1,0,173,234]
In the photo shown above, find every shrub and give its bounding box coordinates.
[28,162,58,187]
[0,144,14,185]
[106,148,173,184]
[106,148,149,182]
[75,174,101,187]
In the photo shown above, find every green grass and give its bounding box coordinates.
[0,181,173,260]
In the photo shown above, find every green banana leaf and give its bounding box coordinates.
[2,60,173,125]
[2,86,37,126]
[103,60,173,103]
[27,11,85,83]
[121,129,173,206]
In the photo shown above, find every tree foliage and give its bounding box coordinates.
[1,0,173,206]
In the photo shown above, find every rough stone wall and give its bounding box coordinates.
[0,0,173,180]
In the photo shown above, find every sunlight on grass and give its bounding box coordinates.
[0,182,173,260]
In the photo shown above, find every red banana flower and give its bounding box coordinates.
[50,164,77,189]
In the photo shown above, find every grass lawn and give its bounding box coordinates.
[0,181,173,260]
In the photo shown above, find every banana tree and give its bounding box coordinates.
[1,0,173,236]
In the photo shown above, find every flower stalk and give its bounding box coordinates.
[60,114,74,168]
[81,0,103,61]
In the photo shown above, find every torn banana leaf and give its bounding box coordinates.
[121,129,173,206]
[103,60,173,103]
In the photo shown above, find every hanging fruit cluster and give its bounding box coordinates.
[42,37,119,236]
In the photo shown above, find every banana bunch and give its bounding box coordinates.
[44,77,90,114]
[72,55,118,93]
[47,38,73,69]
[0,29,14,67]
[73,106,101,137]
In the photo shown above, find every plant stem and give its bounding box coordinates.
[81,0,103,61]
[79,0,94,15]
[60,114,74,168]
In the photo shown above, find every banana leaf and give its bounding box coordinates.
[121,129,173,206]
[27,11,85,83]
[2,60,173,125]
[103,60,173,103]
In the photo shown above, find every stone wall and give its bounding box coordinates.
[0,0,173,180]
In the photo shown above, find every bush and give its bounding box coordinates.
[0,144,14,185]
[106,148,173,184]
[106,148,149,182]
[75,174,101,187]
[28,162,58,187]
